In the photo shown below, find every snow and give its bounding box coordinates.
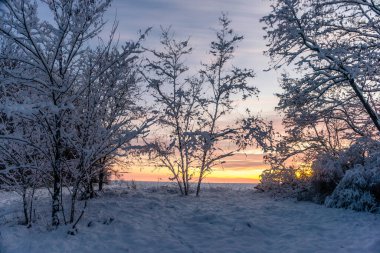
[1,182,380,253]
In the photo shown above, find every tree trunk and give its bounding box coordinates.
[88,180,94,198]
[98,168,104,191]
[52,168,60,227]
[52,110,62,227]
[28,187,35,227]
[176,177,184,195]
[69,183,79,223]
[196,175,202,197]
[22,190,29,226]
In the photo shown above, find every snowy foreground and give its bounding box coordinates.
[1,182,380,253]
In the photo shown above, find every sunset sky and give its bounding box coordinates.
[98,0,282,183]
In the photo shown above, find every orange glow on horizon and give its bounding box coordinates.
[113,170,261,184]
[112,149,268,184]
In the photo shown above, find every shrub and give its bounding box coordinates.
[325,164,380,212]
[258,138,380,212]
[310,138,380,204]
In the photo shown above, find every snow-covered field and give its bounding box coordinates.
[1,182,380,253]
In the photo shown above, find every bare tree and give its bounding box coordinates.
[195,14,258,196]
[144,15,266,196]
[143,28,201,195]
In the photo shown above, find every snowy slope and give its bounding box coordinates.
[1,182,380,253]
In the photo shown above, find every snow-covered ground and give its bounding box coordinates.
[1,182,380,253]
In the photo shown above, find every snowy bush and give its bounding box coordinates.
[310,138,380,205]
[309,138,380,211]
[259,138,380,211]
[325,165,380,212]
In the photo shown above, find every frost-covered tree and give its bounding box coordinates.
[0,0,151,227]
[0,36,46,226]
[65,34,152,224]
[262,0,380,136]
[258,0,380,198]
